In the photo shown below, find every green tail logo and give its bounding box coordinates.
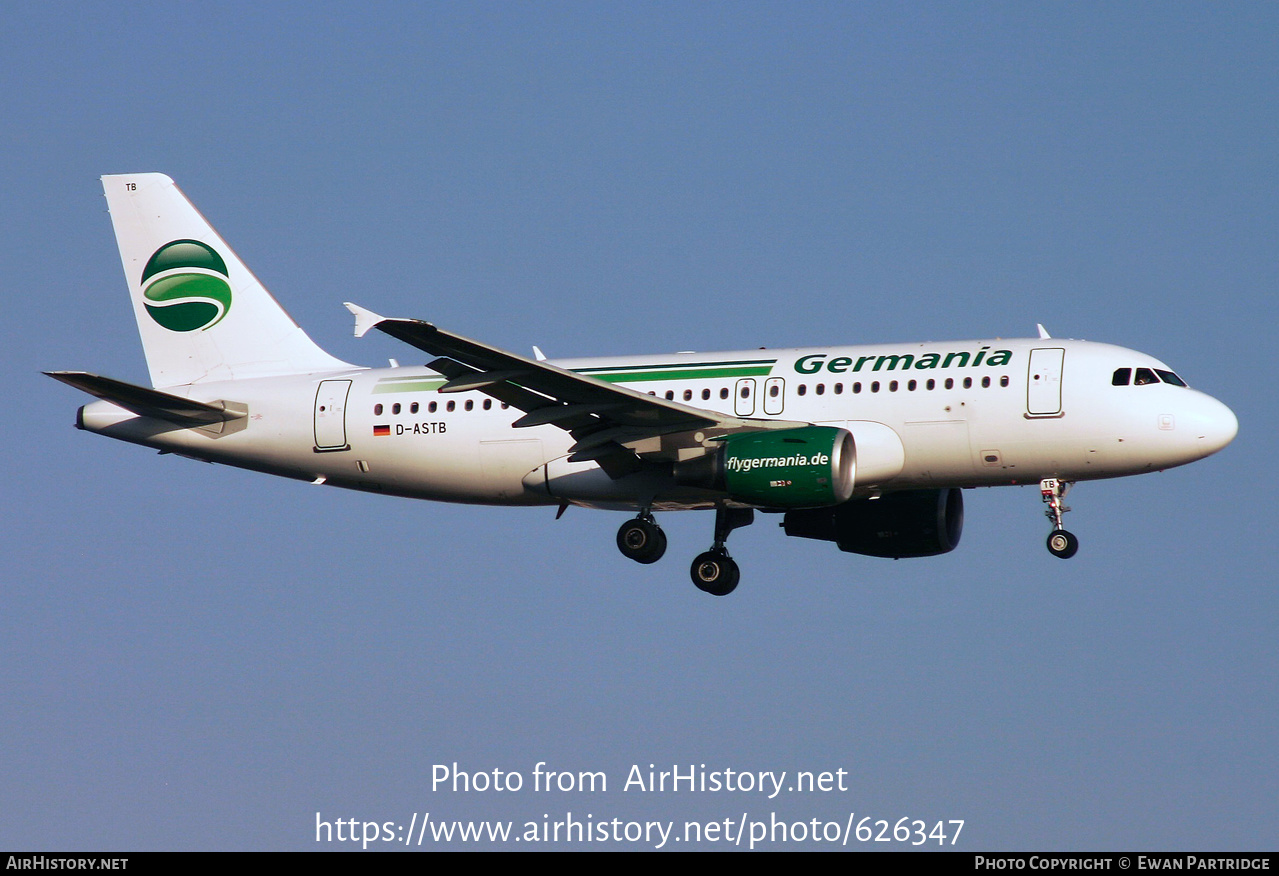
[141,240,232,332]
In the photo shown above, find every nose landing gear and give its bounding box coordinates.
[1040,478,1079,559]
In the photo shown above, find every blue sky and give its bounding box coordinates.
[2,2,1275,850]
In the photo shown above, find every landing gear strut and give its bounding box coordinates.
[690,506,753,596]
[617,512,667,565]
[1040,478,1079,559]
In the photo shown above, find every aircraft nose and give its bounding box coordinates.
[1191,393,1238,456]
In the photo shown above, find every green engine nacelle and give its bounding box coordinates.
[678,425,855,509]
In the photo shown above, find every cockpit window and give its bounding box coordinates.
[1116,366,1187,387]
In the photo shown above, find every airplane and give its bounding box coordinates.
[47,173,1239,596]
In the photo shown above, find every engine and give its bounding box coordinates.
[782,488,964,558]
[674,425,855,509]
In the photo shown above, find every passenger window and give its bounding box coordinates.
[392,403,401,415]
[871,381,880,393]
[1134,368,1159,386]
[853,382,861,394]
[720,388,729,400]
[815,383,825,395]
[963,377,972,389]
[1000,375,1009,387]
[665,391,674,400]
[926,379,935,390]
[768,385,779,397]
[1112,368,1131,386]
[374,403,383,415]
[446,400,455,412]
[465,400,474,411]
[683,390,692,401]
[798,385,807,396]
[907,379,917,391]
[945,378,954,390]
[834,383,843,394]
[483,399,492,410]
[703,388,711,400]
[889,380,898,392]
[981,376,990,388]
[411,402,420,413]
[428,401,438,413]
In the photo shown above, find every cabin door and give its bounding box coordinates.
[1026,348,1065,417]
[314,379,352,450]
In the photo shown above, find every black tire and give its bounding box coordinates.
[617,518,667,564]
[690,550,739,596]
[1046,530,1079,559]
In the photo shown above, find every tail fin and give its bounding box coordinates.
[102,173,352,387]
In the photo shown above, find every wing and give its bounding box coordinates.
[345,303,806,477]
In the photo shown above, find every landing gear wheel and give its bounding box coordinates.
[691,550,739,596]
[1040,479,1078,559]
[617,517,667,564]
[1046,530,1079,559]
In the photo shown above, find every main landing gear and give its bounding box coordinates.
[615,505,754,596]
[690,506,754,597]
[1040,478,1079,559]
[616,512,667,565]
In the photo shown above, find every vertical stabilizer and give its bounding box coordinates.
[102,173,353,387]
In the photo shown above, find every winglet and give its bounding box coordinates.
[344,302,385,338]
[1037,323,1052,339]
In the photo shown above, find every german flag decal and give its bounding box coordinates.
[373,424,390,437]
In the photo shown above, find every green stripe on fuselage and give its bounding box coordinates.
[584,365,774,383]
[577,358,775,374]
[576,359,775,383]
[373,359,777,393]
[373,378,447,393]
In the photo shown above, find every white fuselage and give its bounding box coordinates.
[78,337,1237,512]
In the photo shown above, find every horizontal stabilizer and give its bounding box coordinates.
[44,371,246,427]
